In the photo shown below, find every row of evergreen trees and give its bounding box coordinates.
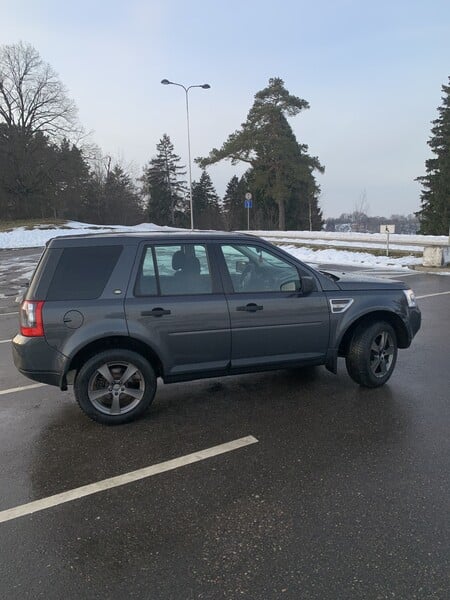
[0,127,143,225]
[0,43,323,229]
[415,77,450,235]
[142,130,323,231]
[0,42,324,230]
[1,42,448,233]
[0,125,321,230]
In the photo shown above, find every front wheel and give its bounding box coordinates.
[346,321,398,388]
[74,349,157,424]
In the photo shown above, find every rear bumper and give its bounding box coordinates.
[16,368,61,387]
[12,335,68,389]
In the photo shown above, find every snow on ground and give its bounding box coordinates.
[0,221,179,250]
[0,221,430,270]
[280,245,421,269]
[257,236,422,252]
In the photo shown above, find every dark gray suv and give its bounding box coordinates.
[12,231,421,424]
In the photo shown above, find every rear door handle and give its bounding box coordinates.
[236,303,263,312]
[141,308,171,317]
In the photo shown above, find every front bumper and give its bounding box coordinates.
[408,306,421,341]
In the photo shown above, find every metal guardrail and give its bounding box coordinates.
[242,230,448,254]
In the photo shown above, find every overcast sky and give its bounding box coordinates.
[2,0,449,218]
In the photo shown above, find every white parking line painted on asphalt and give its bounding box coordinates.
[0,339,11,344]
[416,291,450,299]
[0,312,18,316]
[0,383,46,396]
[0,435,259,524]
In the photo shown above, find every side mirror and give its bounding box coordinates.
[280,276,315,294]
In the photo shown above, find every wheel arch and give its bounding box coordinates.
[65,336,164,383]
[338,310,410,357]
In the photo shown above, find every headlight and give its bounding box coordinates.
[403,289,417,308]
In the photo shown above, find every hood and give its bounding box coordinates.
[320,270,408,291]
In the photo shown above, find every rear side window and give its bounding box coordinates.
[134,244,213,296]
[46,246,123,300]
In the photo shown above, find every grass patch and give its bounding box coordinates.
[83,225,116,230]
[0,219,68,232]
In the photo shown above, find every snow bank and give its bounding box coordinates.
[0,222,177,249]
[281,245,421,269]
[0,221,423,270]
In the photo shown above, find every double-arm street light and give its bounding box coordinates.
[161,79,210,230]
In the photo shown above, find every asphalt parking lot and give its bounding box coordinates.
[0,248,449,599]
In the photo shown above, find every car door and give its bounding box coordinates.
[125,242,231,380]
[217,243,330,369]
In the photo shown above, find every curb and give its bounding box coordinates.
[410,265,450,274]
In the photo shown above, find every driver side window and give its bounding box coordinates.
[220,244,300,293]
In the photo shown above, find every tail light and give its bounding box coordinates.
[20,300,45,337]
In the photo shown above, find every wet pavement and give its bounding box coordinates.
[0,248,42,312]
[0,249,449,599]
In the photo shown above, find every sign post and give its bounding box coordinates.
[244,192,252,230]
[380,224,395,256]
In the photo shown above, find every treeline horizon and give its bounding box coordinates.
[0,42,448,234]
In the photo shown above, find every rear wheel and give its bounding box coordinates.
[74,349,157,424]
[346,321,398,388]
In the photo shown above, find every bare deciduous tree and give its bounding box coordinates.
[352,189,370,232]
[0,41,80,139]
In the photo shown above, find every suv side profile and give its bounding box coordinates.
[12,231,421,425]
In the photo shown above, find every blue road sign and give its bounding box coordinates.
[244,199,252,208]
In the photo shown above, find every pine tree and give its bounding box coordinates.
[52,140,91,220]
[103,165,143,225]
[141,134,187,226]
[222,175,248,230]
[197,78,324,230]
[191,170,222,229]
[416,77,450,235]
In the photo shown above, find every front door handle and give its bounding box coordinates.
[236,303,263,312]
[141,308,171,317]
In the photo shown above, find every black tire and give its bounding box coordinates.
[345,321,398,388]
[74,349,157,425]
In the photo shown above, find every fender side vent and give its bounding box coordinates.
[329,298,354,314]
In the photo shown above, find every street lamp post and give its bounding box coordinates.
[161,79,210,230]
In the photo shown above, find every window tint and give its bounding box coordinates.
[156,244,212,295]
[134,247,158,296]
[47,246,123,300]
[135,244,212,296]
[221,244,299,293]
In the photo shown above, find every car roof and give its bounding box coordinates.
[46,230,261,248]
